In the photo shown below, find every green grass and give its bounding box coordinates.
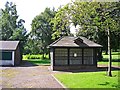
[98,62,119,66]
[102,52,120,60]
[55,71,120,88]
[98,52,120,66]
[23,54,50,65]
[25,59,50,65]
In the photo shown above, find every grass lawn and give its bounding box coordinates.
[25,59,50,65]
[23,55,50,65]
[102,52,120,61]
[55,71,120,88]
[98,52,120,66]
[98,62,119,66]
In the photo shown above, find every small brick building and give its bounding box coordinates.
[49,36,102,71]
[0,41,21,66]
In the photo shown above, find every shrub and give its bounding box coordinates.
[24,54,49,59]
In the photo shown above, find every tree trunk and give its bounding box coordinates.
[105,49,108,55]
[108,28,112,77]
[49,52,50,59]
[98,48,102,60]
[42,53,45,59]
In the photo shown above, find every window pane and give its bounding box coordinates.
[84,49,93,64]
[55,48,68,65]
[70,56,82,65]
[70,49,82,65]
[84,56,93,64]
[55,48,67,56]
[84,49,93,56]
[55,60,67,65]
[1,51,12,60]
[70,49,82,56]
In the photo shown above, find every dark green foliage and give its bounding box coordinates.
[30,8,56,57]
[54,1,119,76]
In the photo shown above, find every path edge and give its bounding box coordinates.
[51,74,68,89]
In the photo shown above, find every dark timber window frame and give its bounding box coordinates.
[53,47,95,66]
[68,48,70,65]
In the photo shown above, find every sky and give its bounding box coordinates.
[0,0,73,32]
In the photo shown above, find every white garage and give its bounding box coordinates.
[0,41,21,66]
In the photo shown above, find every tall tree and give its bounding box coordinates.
[69,1,120,76]
[54,1,119,76]
[51,5,71,40]
[31,8,56,58]
[0,2,28,55]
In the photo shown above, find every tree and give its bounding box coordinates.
[31,8,56,58]
[51,4,71,40]
[92,2,119,76]
[0,2,28,55]
[63,1,120,76]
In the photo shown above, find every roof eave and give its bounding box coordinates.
[49,45,103,48]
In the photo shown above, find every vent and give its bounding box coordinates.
[74,37,83,44]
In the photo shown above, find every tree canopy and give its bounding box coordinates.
[51,5,71,40]
[51,1,120,76]
[0,2,28,54]
[30,7,56,57]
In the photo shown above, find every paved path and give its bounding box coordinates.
[0,64,64,89]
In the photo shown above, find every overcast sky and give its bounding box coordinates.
[0,0,73,32]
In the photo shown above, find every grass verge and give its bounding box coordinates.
[98,52,120,67]
[54,71,120,88]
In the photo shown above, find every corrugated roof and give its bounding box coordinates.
[49,36,102,48]
[0,41,20,50]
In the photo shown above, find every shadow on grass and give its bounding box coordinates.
[98,82,120,88]
[99,58,120,62]
[28,59,50,64]
[19,60,38,67]
[56,66,120,73]
[19,59,50,67]
[97,67,120,71]
[98,81,110,86]
[102,52,120,55]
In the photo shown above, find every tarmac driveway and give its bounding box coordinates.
[0,61,64,89]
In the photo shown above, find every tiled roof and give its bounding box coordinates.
[0,41,19,50]
[49,36,102,48]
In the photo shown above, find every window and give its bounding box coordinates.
[84,49,93,64]
[70,49,82,65]
[55,48,68,65]
[0,51,12,60]
[55,48,67,56]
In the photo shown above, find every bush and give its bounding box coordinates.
[23,54,49,59]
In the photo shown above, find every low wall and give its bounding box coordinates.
[52,65,97,71]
